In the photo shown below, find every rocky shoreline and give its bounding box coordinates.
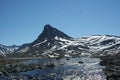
[0,57,106,80]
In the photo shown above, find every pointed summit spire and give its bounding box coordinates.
[44,24,52,29]
[43,24,55,32]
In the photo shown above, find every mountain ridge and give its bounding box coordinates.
[0,44,20,55]
[1,24,120,58]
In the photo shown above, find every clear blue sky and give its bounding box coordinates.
[0,0,120,45]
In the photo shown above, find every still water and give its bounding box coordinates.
[18,57,106,80]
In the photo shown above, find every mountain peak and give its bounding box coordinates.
[44,24,53,29]
[33,24,72,44]
[43,24,56,33]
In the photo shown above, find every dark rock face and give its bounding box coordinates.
[33,24,72,44]
[31,24,72,49]
[100,39,116,45]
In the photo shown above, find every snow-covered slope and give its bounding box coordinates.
[13,25,120,58]
[0,44,20,55]
[77,35,120,54]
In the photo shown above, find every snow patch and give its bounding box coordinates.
[55,36,59,40]
[33,39,47,47]
[19,47,29,53]
[64,54,71,57]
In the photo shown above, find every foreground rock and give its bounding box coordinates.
[100,53,120,80]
